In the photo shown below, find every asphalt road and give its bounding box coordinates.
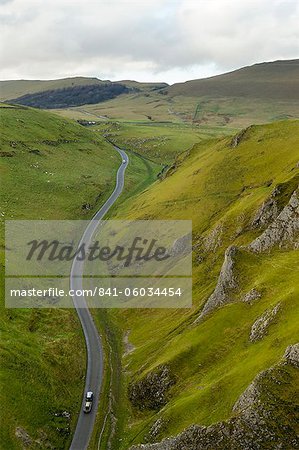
[69,146,128,450]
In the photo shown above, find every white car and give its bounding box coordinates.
[123,159,126,164]
[83,391,93,413]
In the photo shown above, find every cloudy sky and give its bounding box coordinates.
[1,0,298,83]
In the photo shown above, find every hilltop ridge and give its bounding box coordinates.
[166,59,299,100]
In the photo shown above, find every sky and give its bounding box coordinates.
[0,0,299,84]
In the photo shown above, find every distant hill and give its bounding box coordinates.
[166,60,299,100]
[0,77,168,104]
[0,77,107,101]
[1,60,298,122]
[117,80,168,90]
[54,59,298,127]
[8,83,131,109]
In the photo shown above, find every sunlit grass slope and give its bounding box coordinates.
[53,60,299,128]
[95,121,235,165]
[57,89,299,130]
[0,104,120,449]
[107,120,299,447]
[167,60,299,100]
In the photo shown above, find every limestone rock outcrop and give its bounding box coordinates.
[251,186,282,228]
[242,288,261,303]
[248,188,299,252]
[249,303,281,342]
[196,246,238,320]
[128,365,175,411]
[130,344,299,450]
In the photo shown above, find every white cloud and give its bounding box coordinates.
[0,0,298,83]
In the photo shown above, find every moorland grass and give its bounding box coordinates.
[104,120,299,447]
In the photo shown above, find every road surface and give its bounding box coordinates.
[69,146,128,450]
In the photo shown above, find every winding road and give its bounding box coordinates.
[69,146,128,450]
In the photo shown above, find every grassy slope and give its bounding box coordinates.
[0,78,167,103]
[86,131,162,450]
[58,89,299,129]
[0,77,106,102]
[52,60,299,128]
[106,120,299,448]
[0,105,120,449]
[94,121,235,165]
[54,93,178,123]
[4,60,298,127]
[1,98,298,450]
[117,81,168,90]
[167,60,299,100]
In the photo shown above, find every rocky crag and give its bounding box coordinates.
[249,187,299,252]
[197,186,298,320]
[130,344,299,450]
[195,245,238,320]
[128,365,176,411]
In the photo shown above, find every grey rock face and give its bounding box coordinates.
[145,418,167,443]
[196,187,298,321]
[230,126,252,148]
[203,223,223,253]
[15,427,32,447]
[242,288,261,303]
[15,427,55,449]
[248,188,299,252]
[128,365,175,411]
[123,330,135,357]
[233,374,263,414]
[130,344,299,450]
[251,187,281,229]
[283,343,299,368]
[196,246,238,320]
[249,303,281,342]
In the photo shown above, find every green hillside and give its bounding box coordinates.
[9,83,131,109]
[0,78,167,104]
[0,104,121,449]
[3,60,298,127]
[0,77,105,102]
[103,120,299,448]
[45,59,299,129]
[117,81,168,91]
[166,59,299,100]
[1,93,298,449]
[94,121,236,165]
